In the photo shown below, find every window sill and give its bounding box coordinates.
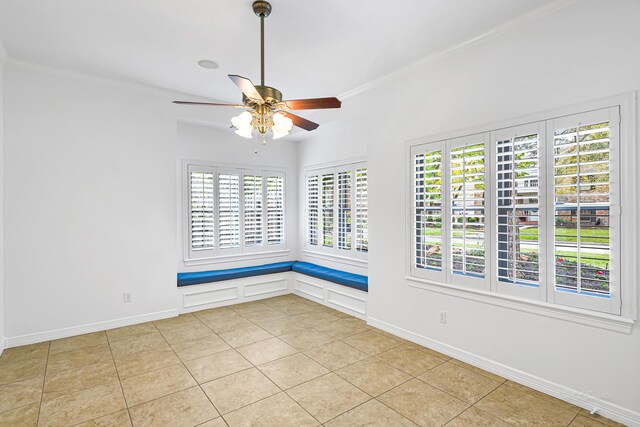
[303,249,368,268]
[184,250,291,267]
[406,275,635,334]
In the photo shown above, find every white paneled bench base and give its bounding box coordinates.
[292,273,367,320]
[178,271,367,319]
[179,273,291,313]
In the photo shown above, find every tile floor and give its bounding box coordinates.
[0,294,625,426]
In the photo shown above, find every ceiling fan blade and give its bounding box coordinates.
[283,112,319,131]
[228,74,264,103]
[172,101,245,107]
[283,97,341,110]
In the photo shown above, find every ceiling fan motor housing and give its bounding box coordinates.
[243,85,282,106]
[252,1,272,18]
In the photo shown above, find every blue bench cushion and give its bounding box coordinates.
[292,262,368,292]
[177,261,296,287]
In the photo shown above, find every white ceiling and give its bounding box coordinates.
[0,0,562,104]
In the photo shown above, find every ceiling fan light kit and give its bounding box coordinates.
[173,0,341,143]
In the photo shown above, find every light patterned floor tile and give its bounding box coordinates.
[217,324,273,348]
[504,380,581,411]
[0,403,40,427]
[113,349,181,379]
[475,384,579,426]
[576,409,626,427]
[304,340,369,371]
[158,322,216,345]
[448,359,504,383]
[378,378,469,426]
[201,368,280,414]
[171,335,231,361]
[335,359,412,397]
[46,343,112,375]
[43,360,118,401]
[278,329,333,351]
[49,332,108,355]
[222,392,318,427]
[109,332,171,359]
[184,349,252,384]
[197,418,228,427]
[287,373,369,423]
[76,409,132,426]
[201,312,254,334]
[374,344,447,376]
[121,364,197,406]
[324,399,417,427]
[0,375,43,413]
[38,381,126,426]
[236,338,298,365]
[0,342,50,364]
[0,356,46,385]
[341,330,402,355]
[314,318,370,339]
[258,353,328,389]
[106,322,158,342]
[418,361,502,404]
[129,386,219,427]
[253,316,309,336]
[446,406,511,426]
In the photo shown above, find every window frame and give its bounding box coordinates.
[405,93,637,332]
[304,160,368,263]
[183,161,288,265]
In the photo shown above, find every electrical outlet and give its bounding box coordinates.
[123,291,133,303]
[439,311,447,324]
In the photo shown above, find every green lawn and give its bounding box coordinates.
[520,227,608,244]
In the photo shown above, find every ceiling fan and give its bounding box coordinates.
[173,0,342,141]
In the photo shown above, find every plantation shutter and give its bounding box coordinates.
[414,149,443,271]
[321,172,335,248]
[337,170,352,250]
[218,171,241,250]
[355,168,368,253]
[189,168,215,257]
[266,174,285,246]
[449,135,489,288]
[548,107,620,314]
[307,174,319,246]
[495,124,543,289]
[243,173,264,247]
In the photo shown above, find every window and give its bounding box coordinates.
[410,105,624,316]
[305,162,368,260]
[186,164,286,260]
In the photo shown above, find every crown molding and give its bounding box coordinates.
[337,0,583,101]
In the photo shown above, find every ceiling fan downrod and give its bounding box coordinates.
[252,1,272,86]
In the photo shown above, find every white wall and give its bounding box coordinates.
[176,120,298,272]
[3,61,179,340]
[296,124,368,276]
[297,0,640,419]
[0,47,6,352]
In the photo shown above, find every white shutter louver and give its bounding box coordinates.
[355,168,368,253]
[267,175,285,245]
[450,143,486,278]
[321,173,335,247]
[307,175,319,246]
[553,120,612,297]
[243,174,264,247]
[337,170,352,250]
[496,132,540,286]
[190,171,215,251]
[414,151,442,270]
[218,172,240,249]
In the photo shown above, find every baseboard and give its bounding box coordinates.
[368,316,640,427]
[5,309,180,348]
[0,336,6,356]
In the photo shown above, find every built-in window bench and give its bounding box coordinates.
[177,261,368,319]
